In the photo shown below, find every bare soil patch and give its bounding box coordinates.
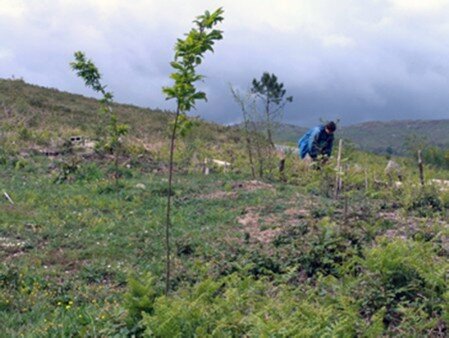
[237,203,309,244]
[196,180,274,200]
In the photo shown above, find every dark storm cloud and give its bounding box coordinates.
[1,0,449,127]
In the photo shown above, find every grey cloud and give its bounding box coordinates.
[1,1,449,128]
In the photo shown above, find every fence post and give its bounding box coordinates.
[364,169,369,191]
[279,157,286,182]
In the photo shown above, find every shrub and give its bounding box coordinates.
[347,238,448,331]
[124,273,158,333]
[139,274,359,337]
[404,185,442,217]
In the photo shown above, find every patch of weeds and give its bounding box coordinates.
[376,218,395,231]
[80,263,116,284]
[347,239,448,331]
[243,249,282,278]
[95,180,126,194]
[124,272,159,334]
[176,237,197,257]
[76,163,104,181]
[299,235,353,278]
[311,205,330,218]
[273,221,309,246]
[106,164,133,179]
[405,186,442,217]
[54,158,81,183]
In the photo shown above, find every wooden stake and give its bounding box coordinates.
[334,139,343,199]
[4,192,14,205]
[418,150,424,186]
[279,157,286,182]
[202,158,210,175]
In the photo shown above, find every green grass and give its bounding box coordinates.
[2,78,449,336]
[1,151,449,335]
[0,157,297,335]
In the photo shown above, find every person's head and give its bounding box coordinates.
[324,121,336,134]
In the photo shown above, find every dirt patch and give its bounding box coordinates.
[43,248,87,275]
[284,208,309,218]
[0,236,30,260]
[196,191,238,200]
[378,211,449,244]
[232,180,274,192]
[237,208,282,244]
[143,141,165,153]
[196,180,274,201]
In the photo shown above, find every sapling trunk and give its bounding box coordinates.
[161,7,224,295]
[265,98,275,148]
[418,150,424,186]
[334,139,343,199]
[344,192,348,220]
[364,169,369,191]
[165,105,180,295]
[114,144,120,190]
[255,134,264,178]
[246,134,256,179]
[230,87,256,179]
[343,165,348,220]
[242,109,256,179]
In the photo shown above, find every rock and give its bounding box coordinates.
[385,160,402,181]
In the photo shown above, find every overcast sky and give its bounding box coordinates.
[1,0,449,127]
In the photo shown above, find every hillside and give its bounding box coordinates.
[0,78,242,158]
[274,120,449,155]
[2,133,449,335]
[3,78,447,158]
[2,78,449,336]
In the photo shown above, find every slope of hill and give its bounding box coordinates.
[4,78,447,158]
[274,120,449,155]
[3,78,449,336]
[0,78,243,154]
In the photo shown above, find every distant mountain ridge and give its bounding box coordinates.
[273,120,449,155]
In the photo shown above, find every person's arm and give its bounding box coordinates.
[323,136,334,157]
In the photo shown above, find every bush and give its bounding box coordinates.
[347,238,448,332]
[404,185,442,217]
[124,273,158,334]
[76,163,104,182]
[139,274,359,337]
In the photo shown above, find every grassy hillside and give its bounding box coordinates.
[274,120,449,155]
[2,78,449,336]
[4,77,447,158]
[2,147,449,335]
[0,78,243,160]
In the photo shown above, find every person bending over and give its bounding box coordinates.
[298,121,336,161]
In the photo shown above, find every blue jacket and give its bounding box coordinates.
[298,125,334,159]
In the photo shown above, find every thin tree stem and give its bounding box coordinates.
[165,104,180,295]
[418,150,425,186]
[243,114,256,179]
